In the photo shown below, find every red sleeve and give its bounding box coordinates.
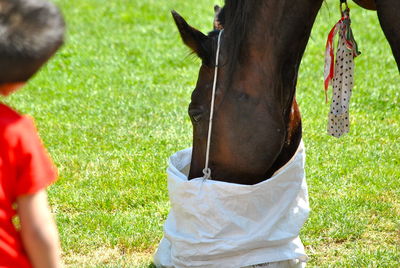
[14,116,57,196]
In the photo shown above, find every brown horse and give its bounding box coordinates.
[171,0,399,185]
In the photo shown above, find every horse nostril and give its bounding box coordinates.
[189,109,203,122]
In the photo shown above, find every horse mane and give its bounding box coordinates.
[223,0,257,86]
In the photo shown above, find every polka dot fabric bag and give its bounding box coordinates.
[324,6,360,137]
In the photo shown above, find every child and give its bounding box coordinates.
[0,0,65,267]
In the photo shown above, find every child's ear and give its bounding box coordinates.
[0,82,25,96]
[171,10,210,60]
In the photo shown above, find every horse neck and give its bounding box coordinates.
[221,1,323,178]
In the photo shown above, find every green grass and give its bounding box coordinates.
[2,0,399,266]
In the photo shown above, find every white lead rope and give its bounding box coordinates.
[202,29,224,180]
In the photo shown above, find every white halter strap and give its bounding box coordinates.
[203,29,224,180]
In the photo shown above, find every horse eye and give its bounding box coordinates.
[192,114,202,122]
[189,109,203,122]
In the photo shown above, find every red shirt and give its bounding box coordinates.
[0,103,57,268]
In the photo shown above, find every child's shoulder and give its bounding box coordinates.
[0,103,25,125]
[0,103,35,139]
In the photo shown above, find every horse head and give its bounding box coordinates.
[171,1,324,185]
[171,0,399,185]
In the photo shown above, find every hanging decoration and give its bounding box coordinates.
[324,1,361,138]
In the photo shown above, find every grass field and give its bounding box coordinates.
[2,0,399,267]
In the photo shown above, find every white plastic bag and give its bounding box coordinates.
[154,141,309,268]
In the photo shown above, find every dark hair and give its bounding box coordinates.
[222,0,255,87]
[0,0,65,83]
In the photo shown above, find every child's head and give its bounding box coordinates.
[0,0,65,95]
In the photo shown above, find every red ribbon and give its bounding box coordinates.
[324,17,344,102]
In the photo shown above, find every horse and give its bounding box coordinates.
[171,0,400,185]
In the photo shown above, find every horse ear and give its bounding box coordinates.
[213,5,224,30]
[171,10,209,60]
